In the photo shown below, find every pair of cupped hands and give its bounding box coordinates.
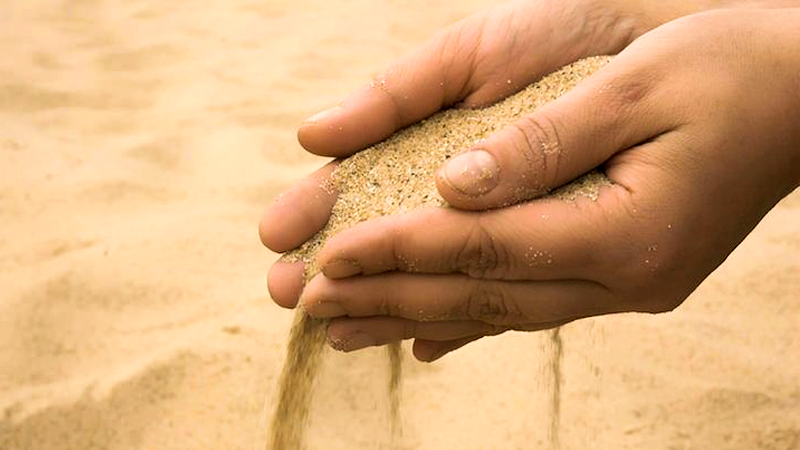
[260,0,800,362]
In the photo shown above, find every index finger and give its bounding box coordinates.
[297,20,480,157]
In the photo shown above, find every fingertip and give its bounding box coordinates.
[316,228,367,278]
[299,78,423,158]
[413,335,482,362]
[320,258,363,279]
[259,162,339,253]
[315,231,349,275]
[412,339,442,363]
[267,261,305,309]
[325,317,349,341]
[297,124,342,158]
[316,215,401,277]
[325,319,377,352]
[297,90,390,157]
[259,196,294,253]
[299,274,348,319]
[296,106,340,153]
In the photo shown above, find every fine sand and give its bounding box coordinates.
[270,57,611,450]
[1,1,799,450]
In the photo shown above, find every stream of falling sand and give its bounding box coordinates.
[548,327,564,449]
[266,56,613,450]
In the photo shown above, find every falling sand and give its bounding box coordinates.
[267,56,613,450]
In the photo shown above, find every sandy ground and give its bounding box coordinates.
[0,1,798,449]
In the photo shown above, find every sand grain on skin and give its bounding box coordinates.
[268,56,613,450]
[3,2,799,449]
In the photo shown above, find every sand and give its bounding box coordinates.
[282,56,613,278]
[270,57,611,450]
[1,1,799,450]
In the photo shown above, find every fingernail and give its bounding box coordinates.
[322,259,362,278]
[304,106,340,124]
[306,301,347,318]
[441,150,499,197]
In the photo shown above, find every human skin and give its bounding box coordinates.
[259,0,800,362]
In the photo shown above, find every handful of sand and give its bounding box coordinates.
[268,56,613,450]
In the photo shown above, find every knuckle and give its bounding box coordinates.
[509,112,565,194]
[464,280,520,324]
[590,65,661,131]
[375,283,402,317]
[388,215,418,272]
[367,66,407,129]
[376,292,393,316]
[597,74,653,114]
[455,216,508,279]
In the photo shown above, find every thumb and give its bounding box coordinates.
[435,59,673,210]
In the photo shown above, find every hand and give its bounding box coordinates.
[261,0,642,308]
[261,5,800,361]
[261,0,745,303]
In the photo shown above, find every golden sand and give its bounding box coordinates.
[268,56,613,450]
[5,3,800,449]
[285,56,613,279]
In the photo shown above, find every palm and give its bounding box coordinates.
[262,0,634,254]
[259,2,800,362]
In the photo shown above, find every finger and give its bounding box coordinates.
[317,198,619,281]
[514,319,573,332]
[267,260,305,309]
[259,161,338,253]
[325,316,503,352]
[435,52,680,210]
[413,335,483,362]
[296,22,480,158]
[301,272,616,325]
[412,318,571,362]
[297,0,641,159]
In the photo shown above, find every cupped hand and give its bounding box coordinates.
[261,0,644,307]
[261,4,800,361]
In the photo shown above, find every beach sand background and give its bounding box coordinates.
[0,1,798,449]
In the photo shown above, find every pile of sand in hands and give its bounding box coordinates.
[267,56,613,450]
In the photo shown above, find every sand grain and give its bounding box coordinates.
[270,56,613,450]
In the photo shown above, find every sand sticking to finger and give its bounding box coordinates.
[267,56,613,450]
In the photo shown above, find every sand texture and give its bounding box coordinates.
[1,1,799,450]
[283,56,612,277]
[271,57,611,450]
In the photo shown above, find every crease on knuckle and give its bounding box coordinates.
[455,216,504,279]
[593,69,661,134]
[510,112,564,196]
[435,21,481,102]
[388,216,414,272]
[375,285,401,317]
[368,67,410,130]
[464,280,518,324]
